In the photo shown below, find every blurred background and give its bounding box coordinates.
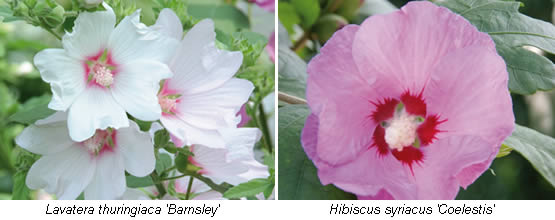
[0,0,275,200]
[278,0,555,199]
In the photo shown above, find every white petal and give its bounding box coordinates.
[167,19,243,94]
[176,78,254,129]
[116,120,155,177]
[35,111,68,125]
[68,86,129,142]
[34,49,86,111]
[62,5,115,59]
[16,123,73,155]
[84,151,126,199]
[192,145,248,185]
[238,160,269,181]
[152,8,183,40]
[111,60,171,121]
[108,10,177,64]
[161,115,225,148]
[119,188,150,200]
[175,176,211,194]
[220,128,261,162]
[26,145,95,200]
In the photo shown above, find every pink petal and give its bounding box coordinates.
[358,189,394,200]
[352,1,495,97]
[266,32,275,63]
[424,45,514,151]
[306,25,378,165]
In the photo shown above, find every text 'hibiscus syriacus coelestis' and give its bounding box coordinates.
[153,9,254,148]
[34,3,175,142]
[16,112,155,200]
[301,1,514,199]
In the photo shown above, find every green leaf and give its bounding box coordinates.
[12,170,30,200]
[187,0,249,33]
[174,152,189,173]
[231,31,268,69]
[278,105,356,200]
[153,129,170,149]
[496,144,513,158]
[9,94,55,124]
[223,178,270,199]
[278,24,308,99]
[437,0,555,95]
[291,0,320,29]
[126,175,154,188]
[155,153,172,175]
[503,124,555,187]
[277,2,300,34]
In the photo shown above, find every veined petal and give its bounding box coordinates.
[84,151,126,200]
[167,19,243,94]
[424,46,514,147]
[68,86,129,142]
[352,1,495,96]
[306,25,377,165]
[116,121,155,177]
[220,128,261,162]
[16,121,73,155]
[191,145,249,185]
[34,49,86,111]
[26,144,95,200]
[176,78,253,129]
[112,60,172,121]
[108,9,176,65]
[411,136,495,199]
[161,115,226,148]
[62,4,115,59]
[152,8,183,40]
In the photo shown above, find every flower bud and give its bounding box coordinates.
[13,2,30,17]
[54,0,72,10]
[42,5,65,28]
[79,0,103,9]
[23,0,37,8]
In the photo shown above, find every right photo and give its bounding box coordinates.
[277,0,555,200]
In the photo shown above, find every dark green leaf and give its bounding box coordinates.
[278,105,356,200]
[174,152,189,173]
[223,178,270,199]
[9,94,55,124]
[277,2,300,34]
[263,183,274,199]
[126,175,154,188]
[438,0,555,95]
[503,124,555,187]
[154,129,170,149]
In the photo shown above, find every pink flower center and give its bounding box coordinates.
[369,91,446,169]
[158,93,181,114]
[81,129,117,156]
[84,49,117,88]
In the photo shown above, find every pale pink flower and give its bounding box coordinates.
[34,4,175,142]
[302,1,514,199]
[153,9,253,148]
[16,112,155,200]
[266,31,275,62]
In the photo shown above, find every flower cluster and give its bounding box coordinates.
[302,1,514,199]
[16,3,267,200]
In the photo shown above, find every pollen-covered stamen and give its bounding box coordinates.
[91,63,114,87]
[382,103,423,151]
[159,93,181,114]
[81,129,116,156]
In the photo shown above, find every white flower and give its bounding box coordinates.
[174,176,224,200]
[34,3,176,142]
[189,128,269,185]
[15,112,155,200]
[154,9,253,148]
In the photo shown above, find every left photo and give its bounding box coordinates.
[0,0,275,200]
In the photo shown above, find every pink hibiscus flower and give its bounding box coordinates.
[249,0,275,12]
[301,1,514,199]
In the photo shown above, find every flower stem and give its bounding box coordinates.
[257,103,273,154]
[191,173,230,194]
[278,91,307,105]
[292,30,311,52]
[159,174,187,182]
[150,172,167,199]
[185,176,194,200]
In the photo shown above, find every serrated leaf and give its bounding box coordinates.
[126,175,154,188]
[9,95,55,124]
[278,105,356,200]
[503,124,555,187]
[437,0,555,95]
[223,178,270,199]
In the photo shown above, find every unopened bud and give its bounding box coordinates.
[42,5,65,28]
[80,0,103,9]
